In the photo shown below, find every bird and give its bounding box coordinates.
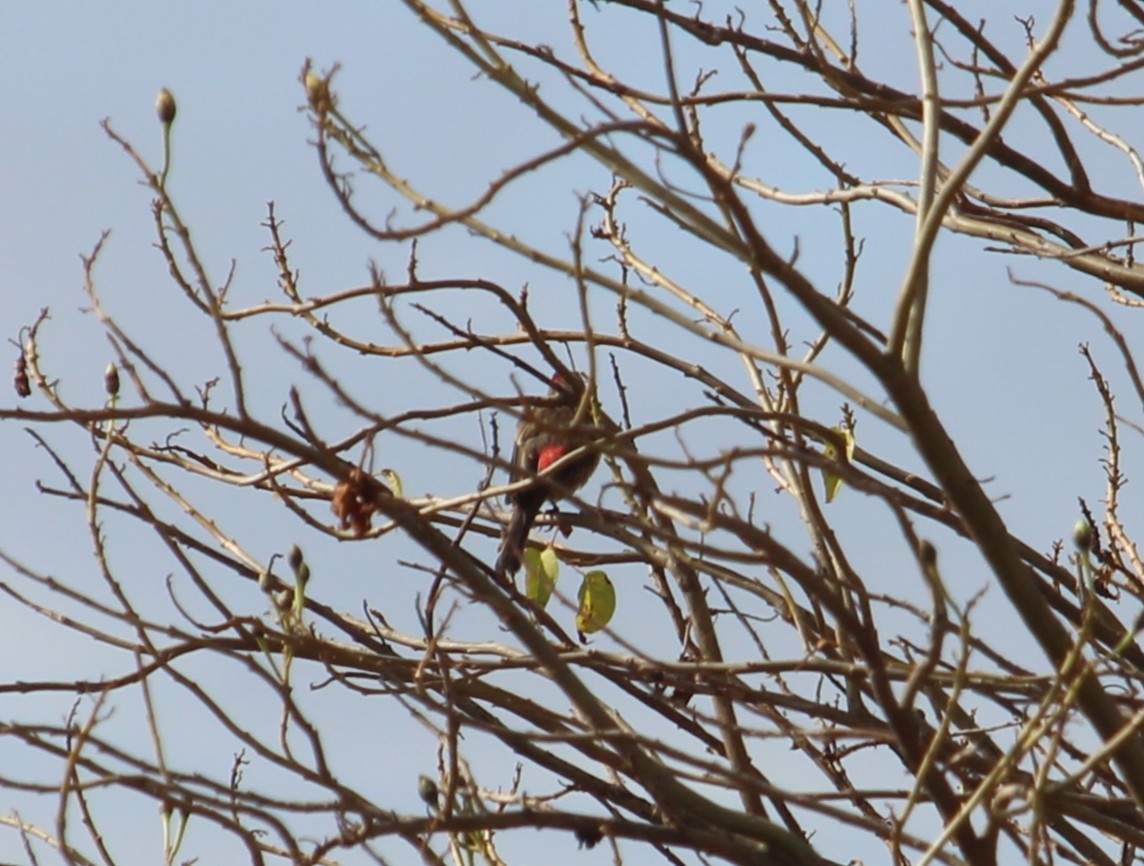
[496,372,601,575]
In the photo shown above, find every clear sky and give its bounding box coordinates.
[3,3,1142,865]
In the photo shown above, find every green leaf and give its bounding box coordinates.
[523,547,559,609]
[576,570,616,637]
[822,426,856,503]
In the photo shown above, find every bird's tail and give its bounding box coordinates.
[496,492,543,575]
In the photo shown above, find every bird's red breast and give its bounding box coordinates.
[536,442,569,472]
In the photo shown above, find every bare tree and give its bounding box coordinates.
[7,2,1144,864]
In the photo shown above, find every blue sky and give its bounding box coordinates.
[3,3,1143,864]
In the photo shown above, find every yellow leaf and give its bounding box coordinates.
[381,468,404,499]
[576,571,616,638]
[524,547,559,609]
[822,426,855,503]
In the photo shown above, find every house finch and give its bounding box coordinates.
[496,373,601,575]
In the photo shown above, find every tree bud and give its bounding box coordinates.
[156,88,177,125]
[1073,518,1094,552]
[104,362,120,397]
[304,73,331,114]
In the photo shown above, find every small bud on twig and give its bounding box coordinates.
[1073,518,1094,553]
[104,362,120,398]
[417,775,439,810]
[304,73,331,114]
[156,88,177,125]
[919,539,937,568]
[13,352,30,398]
[287,544,304,574]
